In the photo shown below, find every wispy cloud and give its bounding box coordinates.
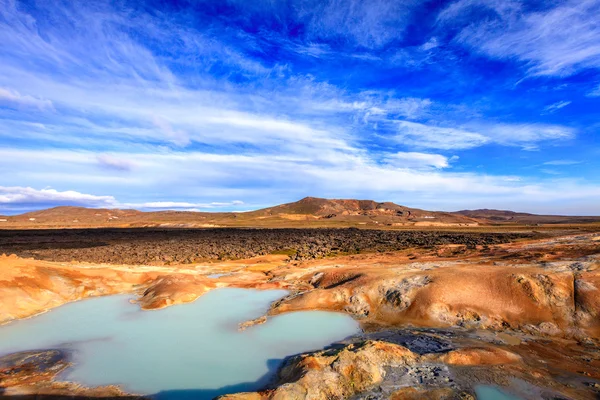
[0,87,54,111]
[392,120,573,150]
[122,201,244,210]
[294,0,420,49]
[394,121,489,150]
[588,84,600,97]
[0,185,246,213]
[96,155,134,172]
[0,186,117,211]
[543,160,582,166]
[441,0,600,76]
[540,169,561,175]
[383,152,456,169]
[420,37,439,51]
[481,123,575,148]
[542,101,571,114]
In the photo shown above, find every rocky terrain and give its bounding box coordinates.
[1,228,600,399]
[0,228,538,264]
[0,349,138,399]
[221,327,600,400]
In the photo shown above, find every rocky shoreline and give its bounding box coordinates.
[3,326,599,400]
[0,349,143,399]
[221,327,600,399]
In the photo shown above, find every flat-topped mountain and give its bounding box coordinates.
[0,197,598,229]
[456,209,600,225]
[257,197,476,224]
[260,197,412,216]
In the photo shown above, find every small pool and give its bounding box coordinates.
[206,273,230,278]
[0,288,360,399]
[475,385,523,400]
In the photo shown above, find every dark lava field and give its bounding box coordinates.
[0,228,541,265]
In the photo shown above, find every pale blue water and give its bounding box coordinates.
[475,385,523,400]
[0,288,360,399]
[206,273,230,278]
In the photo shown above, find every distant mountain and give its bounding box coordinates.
[259,197,411,216]
[255,197,476,224]
[23,206,143,219]
[456,209,600,224]
[1,198,598,229]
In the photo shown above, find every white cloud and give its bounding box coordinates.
[543,160,582,166]
[152,117,190,147]
[542,100,571,114]
[482,123,575,146]
[296,0,420,49]
[0,87,54,111]
[588,84,600,97]
[291,42,333,58]
[384,152,454,169]
[0,186,117,208]
[123,201,245,210]
[540,169,561,175]
[420,37,439,51]
[393,120,574,150]
[441,0,600,76]
[395,121,490,150]
[96,154,134,171]
[308,94,432,124]
[0,185,246,212]
[383,98,432,119]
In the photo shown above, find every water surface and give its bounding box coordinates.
[0,288,359,398]
[475,385,523,400]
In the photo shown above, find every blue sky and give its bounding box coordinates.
[1,0,599,214]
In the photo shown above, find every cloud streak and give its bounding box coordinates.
[392,121,573,150]
[441,0,600,76]
[0,87,53,111]
[383,152,456,169]
[394,121,489,150]
[0,185,247,213]
[0,186,117,211]
[542,101,572,114]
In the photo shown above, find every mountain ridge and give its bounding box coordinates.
[1,197,599,229]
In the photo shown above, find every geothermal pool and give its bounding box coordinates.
[475,385,523,400]
[0,288,360,399]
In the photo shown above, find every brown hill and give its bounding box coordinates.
[456,209,600,225]
[255,197,476,225]
[261,197,406,215]
[260,197,410,216]
[1,197,598,229]
[0,197,478,229]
